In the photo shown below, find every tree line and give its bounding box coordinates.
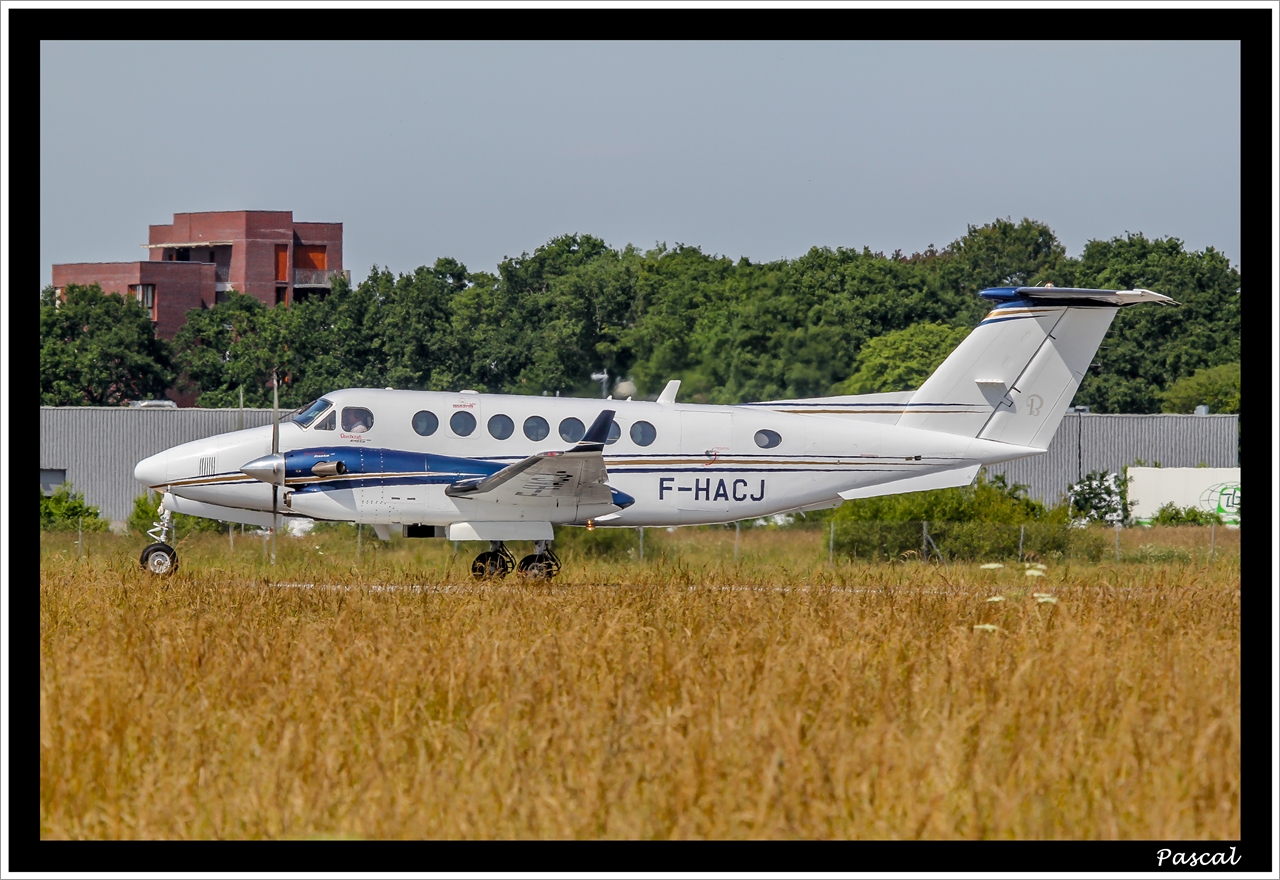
[40,218,1241,414]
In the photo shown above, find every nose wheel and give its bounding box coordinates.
[140,543,178,575]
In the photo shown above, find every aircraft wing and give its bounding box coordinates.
[444,409,624,508]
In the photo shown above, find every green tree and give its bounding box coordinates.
[1072,234,1240,413]
[40,484,110,531]
[831,322,971,395]
[40,283,173,405]
[1159,362,1240,414]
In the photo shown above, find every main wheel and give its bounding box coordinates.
[471,551,510,580]
[140,542,178,575]
[517,553,559,580]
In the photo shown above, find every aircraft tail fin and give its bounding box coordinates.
[895,286,1175,448]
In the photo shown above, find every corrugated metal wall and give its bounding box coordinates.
[41,407,1240,523]
[40,407,277,522]
[985,414,1239,505]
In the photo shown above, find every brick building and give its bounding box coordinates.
[52,210,349,340]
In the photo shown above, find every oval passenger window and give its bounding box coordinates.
[630,421,657,446]
[754,429,782,449]
[488,414,514,440]
[524,416,550,442]
[412,411,438,436]
[559,417,585,443]
[606,421,621,445]
[450,410,477,436]
[342,407,375,433]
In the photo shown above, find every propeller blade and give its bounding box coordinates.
[271,369,280,455]
[271,369,280,563]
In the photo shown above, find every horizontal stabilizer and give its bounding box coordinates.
[980,286,1178,306]
[838,464,981,500]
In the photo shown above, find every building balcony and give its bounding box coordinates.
[293,268,351,287]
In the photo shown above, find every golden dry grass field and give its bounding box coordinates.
[40,525,1240,840]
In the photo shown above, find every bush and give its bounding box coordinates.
[1067,469,1130,525]
[834,471,1053,525]
[1149,502,1223,526]
[834,520,1106,562]
[552,526,642,560]
[127,492,227,539]
[40,484,109,532]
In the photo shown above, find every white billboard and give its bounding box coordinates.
[1128,467,1240,524]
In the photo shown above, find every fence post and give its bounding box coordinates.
[78,517,83,558]
[734,521,740,562]
[229,521,234,552]
[638,527,644,561]
[922,520,929,563]
[357,523,362,562]
[829,519,835,566]
[1114,522,1121,561]
[1018,524,1025,563]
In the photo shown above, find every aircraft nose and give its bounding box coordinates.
[134,451,169,488]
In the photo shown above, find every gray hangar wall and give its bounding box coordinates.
[40,407,277,524]
[983,413,1239,505]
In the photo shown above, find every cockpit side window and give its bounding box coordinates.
[292,398,332,429]
[342,407,375,433]
[315,411,336,431]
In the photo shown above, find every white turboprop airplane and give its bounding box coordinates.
[133,285,1174,577]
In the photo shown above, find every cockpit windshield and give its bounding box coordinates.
[290,398,332,429]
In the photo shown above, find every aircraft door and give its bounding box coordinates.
[678,411,732,515]
[356,447,388,520]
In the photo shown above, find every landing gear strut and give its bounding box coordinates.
[471,541,515,579]
[517,540,561,580]
[140,505,178,575]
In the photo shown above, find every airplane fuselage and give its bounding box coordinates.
[136,387,1040,530]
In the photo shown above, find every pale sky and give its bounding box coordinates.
[40,40,1241,285]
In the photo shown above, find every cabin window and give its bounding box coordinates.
[523,416,549,442]
[630,421,657,446]
[488,414,514,440]
[292,398,332,428]
[342,407,374,433]
[450,410,477,436]
[754,429,782,449]
[606,421,621,445]
[315,411,336,431]
[412,411,439,436]
[558,417,585,443]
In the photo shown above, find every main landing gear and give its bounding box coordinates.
[140,505,178,575]
[471,541,561,580]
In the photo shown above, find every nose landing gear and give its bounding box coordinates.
[140,505,178,575]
